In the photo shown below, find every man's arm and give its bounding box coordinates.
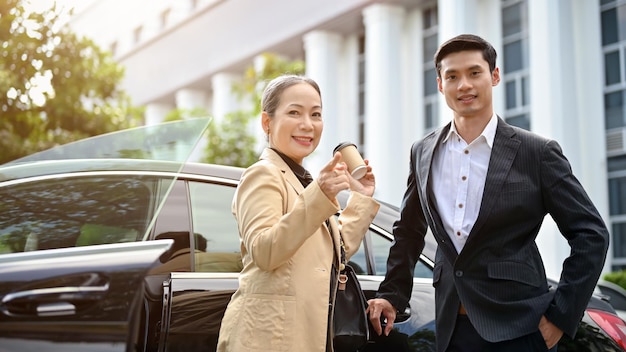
[541,139,609,337]
[368,143,428,335]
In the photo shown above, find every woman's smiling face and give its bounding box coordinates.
[263,82,323,164]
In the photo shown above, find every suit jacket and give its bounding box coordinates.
[377,118,609,352]
[217,148,380,352]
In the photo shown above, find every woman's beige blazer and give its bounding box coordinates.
[217,148,379,352]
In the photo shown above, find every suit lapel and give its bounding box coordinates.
[421,124,459,261]
[466,118,520,243]
[420,129,443,227]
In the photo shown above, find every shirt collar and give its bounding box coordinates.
[442,114,498,148]
[482,114,497,148]
[269,147,313,187]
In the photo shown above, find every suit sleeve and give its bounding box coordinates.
[375,142,429,312]
[541,140,609,338]
[234,162,339,271]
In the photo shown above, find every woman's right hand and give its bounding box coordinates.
[317,153,350,200]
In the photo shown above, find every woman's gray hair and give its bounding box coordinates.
[261,75,322,117]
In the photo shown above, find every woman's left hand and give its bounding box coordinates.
[346,159,375,197]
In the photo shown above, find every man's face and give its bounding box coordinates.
[437,50,500,119]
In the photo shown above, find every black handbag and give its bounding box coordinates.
[332,235,369,352]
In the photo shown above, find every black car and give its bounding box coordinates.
[0,119,625,351]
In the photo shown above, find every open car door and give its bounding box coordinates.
[0,241,172,352]
[0,118,211,351]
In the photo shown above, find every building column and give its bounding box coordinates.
[175,88,208,113]
[211,71,260,159]
[303,30,347,175]
[211,72,241,123]
[571,1,610,273]
[363,4,406,204]
[144,102,173,125]
[336,34,360,154]
[402,8,423,175]
[477,0,504,115]
[437,0,479,50]
[173,88,208,161]
[437,0,500,127]
[529,0,609,276]
[527,0,579,278]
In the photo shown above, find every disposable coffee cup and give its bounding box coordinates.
[333,142,367,179]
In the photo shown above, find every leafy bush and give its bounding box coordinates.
[604,271,626,290]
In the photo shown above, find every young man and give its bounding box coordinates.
[366,34,609,351]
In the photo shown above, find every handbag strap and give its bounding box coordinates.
[327,216,349,292]
[337,236,348,291]
[338,235,347,271]
[327,216,347,270]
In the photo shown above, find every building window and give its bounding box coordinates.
[501,0,530,130]
[110,41,117,57]
[133,25,143,44]
[602,3,626,130]
[160,8,171,30]
[609,155,626,271]
[423,6,438,133]
[603,1,626,269]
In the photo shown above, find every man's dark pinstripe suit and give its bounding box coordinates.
[376,117,609,351]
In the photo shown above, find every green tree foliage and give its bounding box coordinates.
[165,53,305,168]
[605,270,626,290]
[233,52,306,118]
[0,0,141,164]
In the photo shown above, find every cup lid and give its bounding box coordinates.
[351,165,367,179]
[333,141,357,154]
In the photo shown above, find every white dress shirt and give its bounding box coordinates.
[431,115,497,253]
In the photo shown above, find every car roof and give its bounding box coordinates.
[0,156,437,265]
[0,159,243,183]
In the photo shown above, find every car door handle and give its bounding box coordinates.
[396,306,411,322]
[377,306,411,330]
[1,283,110,317]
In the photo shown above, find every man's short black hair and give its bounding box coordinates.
[434,34,497,78]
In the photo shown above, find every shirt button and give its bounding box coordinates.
[461,176,467,181]
[455,270,463,277]
[456,231,461,236]
[458,203,463,208]
[464,150,469,154]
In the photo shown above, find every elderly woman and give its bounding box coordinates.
[216,74,379,352]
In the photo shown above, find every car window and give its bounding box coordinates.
[188,181,242,272]
[0,174,170,254]
[149,180,194,273]
[349,228,433,278]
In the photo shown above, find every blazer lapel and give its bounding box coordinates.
[260,148,305,194]
[260,148,336,249]
[421,124,459,261]
[466,118,521,243]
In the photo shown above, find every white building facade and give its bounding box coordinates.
[67,0,621,278]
